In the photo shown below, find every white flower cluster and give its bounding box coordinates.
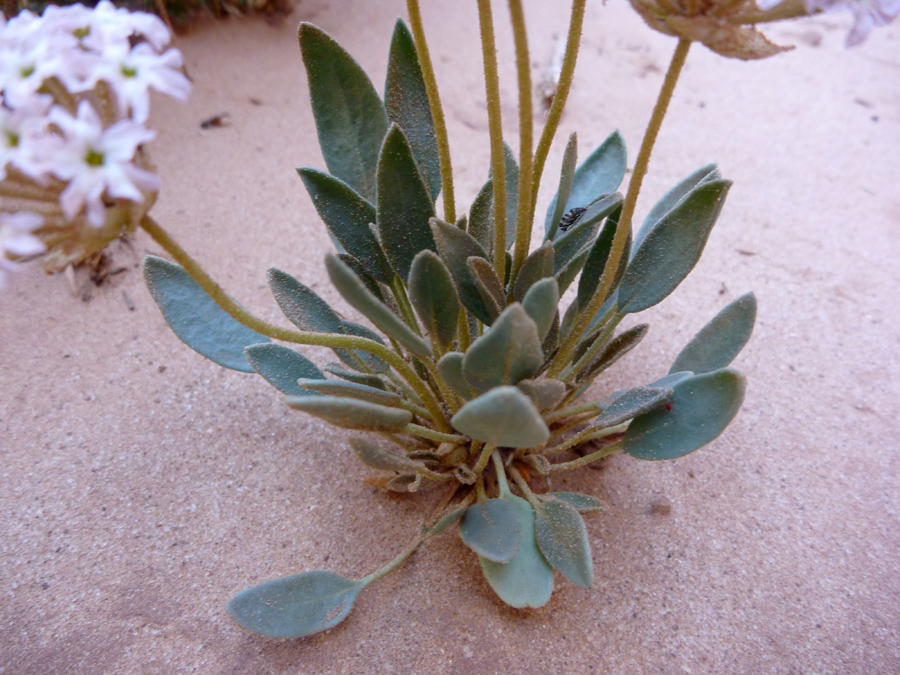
[759,0,899,46]
[0,1,191,286]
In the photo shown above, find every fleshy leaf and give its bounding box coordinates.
[268,268,343,334]
[521,278,559,342]
[431,217,494,325]
[298,378,401,407]
[670,292,756,375]
[623,369,746,460]
[408,250,460,349]
[428,503,469,536]
[478,494,554,608]
[544,130,627,235]
[467,256,506,323]
[375,124,436,281]
[460,499,522,563]
[552,193,623,294]
[286,394,412,431]
[462,304,543,394]
[534,499,593,588]
[143,256,269,372]
[325,254,432,358]
[437,352,474,400]
[633,164,719,254]
[299,23,388,202]
[467,179,494,254]
[651,371,694,388]
[576,323,648,384]
[541,492,608,513]
[296,168,391,283]
[512,242,554,302]
[336,320,391,374]
[385,19,441,200]
[350,437,423,472]
[594,385,672,429]
[451,386,549,448]
[245,343,325,395]
[618,179,732,314]
[324,364,388,390]
[516,377,567,411]
[545,132,578,241]
[576,206,629,310]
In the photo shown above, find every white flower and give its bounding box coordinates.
[757,0,899,44]
[49,101,159,226]
[87,43,191,123]
[0,93,55,181]
[0,208,44,287]
[80,0,172,53]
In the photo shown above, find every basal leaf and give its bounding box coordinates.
[350,437,423,472]
[516,377,567,411]
[143,256,269,372]
[593,385,672,429]
[385,19,441,200]
[575,323,648,385]
[376,124,436,281]
[299,23,388,202]
[296,168,391,283]
[467,178,494,254]
[450,386,549,448]
[460,499,522,563]
[431,217,494,325]
[408,250,460,350]
[541,492,608,513]
[336,320,391,374]
[467,256,506,323]
[245,343,325,395]
[545,130,627,236]
[534,499,593,588]
[521,278,559,342]
[428,503,469,536]
[268,268,344,334]
[478,494,554,608]
[618,179,732,314]
[545,132,578,241]
[670,292,756,375]
[623,369,746,460]
[298,378,401,406]
[437,351,474,400]
[512,242,554,302]
[227,570,364,638]
[286,394,412,431]
[576,205,629,310]
[325,254,432,359]
[324,364,388,390]
[462,304,543,394]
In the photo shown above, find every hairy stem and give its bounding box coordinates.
[548,439,623,473]
[476,0,508,283]
[531,0,586,215]
[547,38,691,377]
[361,527,428,584]
[139,214,451,431]
[506,0,535,288]
[406,0,456,222]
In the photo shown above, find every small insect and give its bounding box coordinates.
[200,112,230,129]
[558,206,586,233]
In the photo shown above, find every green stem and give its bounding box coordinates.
[361,527,428,584]
[549,440,623,473]
[547,38,691,378]
[491,449,511,497]
[389,275,423,335]
[530,0,586,216]
[406,0,456,222]
[397,399,433,420]
[508,465,542,508]
[472,442,497,476]
[506,0,535,289]
[139,214,451,431]
[543,401,600,423]
[476,0,508,283]
[561,312,624,383]
[405,423,467,445]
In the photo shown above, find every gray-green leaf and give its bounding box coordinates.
[478,494,554,608]
[462,304,543,393]
[670,292,756,375]
[576,323,648,385]
[512,242,554,302]
[268,268,344,334]
[296,168,390,283]
[286,394,412,431]
[385,19,441,200]
[467,256,506,323]
[437,351,474,400]
[376,124,436,281]
[516,377,567,411]
[460,499,522,563]
[576,205,629,310]
[245,343,325,395]
[299,23,388,202]
[623,369,746,460]
[143,256,269,372]
[408,250,460,349]
[350,437,422,472]
[546,132,578,241]
[431,217,494,325]
[594,385,672,429]
[541,492,608,513]
[298,378,400,406]
[545,130,627,236]
[451,386,549,448]
[534,499,593,588]
[521,278,559,342]
[227,570,365,638]
[325,254,432,359]
[618,179,732,314]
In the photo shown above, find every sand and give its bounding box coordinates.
[1,0,899,672]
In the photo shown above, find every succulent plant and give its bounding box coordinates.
[143,5,756,640]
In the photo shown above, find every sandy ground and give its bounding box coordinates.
[1,0,899,673]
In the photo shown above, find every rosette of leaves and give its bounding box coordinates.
[143,21,755,638]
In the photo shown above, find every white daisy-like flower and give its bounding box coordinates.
[48,101,159,227]
[81,0,172,53]
[0,93,55,181]
[0,208,45,287]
